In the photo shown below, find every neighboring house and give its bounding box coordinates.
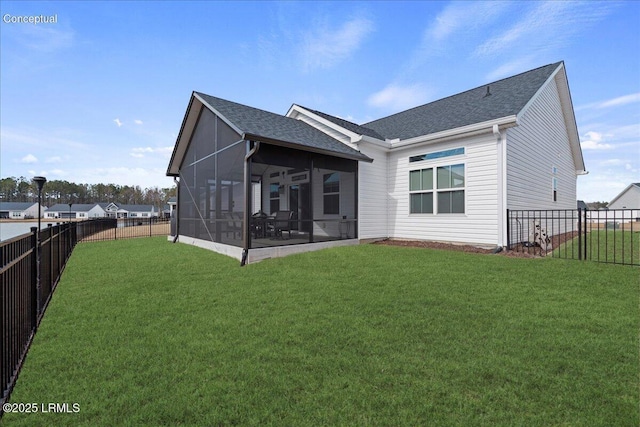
[166,197,177,218]
[117,204,157,218]
[608,183,640,210]
[45,203,105,219]
[167,61,586,264]
[98,202,119,218]
[98,202,158,218]
[0,202,43,219]
[162,197,177,219]
[587,183,640,224]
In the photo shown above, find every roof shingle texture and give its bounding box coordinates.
[362,62,562,140]
[195,92,371,161]
[298,108,386,140]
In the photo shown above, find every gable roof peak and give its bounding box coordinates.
[362,61,564,141]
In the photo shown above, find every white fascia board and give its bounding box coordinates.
[555,68,586,174]
[287,104,363,143]
[517,62,586,174]
[518,63,562,120]
[389,115,518,150]
[359,134,392,149]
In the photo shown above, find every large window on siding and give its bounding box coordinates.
[410,164,465,214]
[409,168,433,214]
[323,173,340,215]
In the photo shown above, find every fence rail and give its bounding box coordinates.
[78,217,170,242]
[1,216,170,415]
[507,208,639,266]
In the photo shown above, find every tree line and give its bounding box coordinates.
[0,176,176,209]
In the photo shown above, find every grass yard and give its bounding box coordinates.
[2,237,638,426]
[553,229,640,265]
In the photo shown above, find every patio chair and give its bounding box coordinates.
[267,210,293,239]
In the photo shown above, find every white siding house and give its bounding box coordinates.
[608,183,640,210]
[0,202,43,219]
[168,61,586,262]
[289,61,585,248]
[45,203,105,219]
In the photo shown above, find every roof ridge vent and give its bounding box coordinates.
[484,85,491,97]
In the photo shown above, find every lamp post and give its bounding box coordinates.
[33,176,46,316]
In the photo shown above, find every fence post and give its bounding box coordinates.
[48,224,54,290]
[578,208,582,261]
[30,227,38,330]
[583,209,588,261]
[506,209,511,250]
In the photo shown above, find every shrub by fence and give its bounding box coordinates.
[1,216,169,414]
[507,208,639,266]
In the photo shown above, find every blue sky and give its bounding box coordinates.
[1,1,638,202]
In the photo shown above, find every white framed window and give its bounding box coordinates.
[323,173,340,215]
[410,163,465,214]
[409,168,434,214]
[269,182,280,213]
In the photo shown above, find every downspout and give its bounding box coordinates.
[493,124,505,251]
[241,140,260,266]
[172,176,180,243]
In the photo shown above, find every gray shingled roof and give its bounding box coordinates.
[195,92,372,162]
[118,204,155,212]
[362,62,562,140]
[298,107,385,140]
[47,203,101,212]
[0,202,37,210]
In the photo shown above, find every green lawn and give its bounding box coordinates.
[3,237,638,426]
[553,229,640,265]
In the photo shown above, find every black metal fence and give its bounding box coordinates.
[507,208,639,266]
[78,217,170,242]
[1,223,76,412]
[1,216,170,414]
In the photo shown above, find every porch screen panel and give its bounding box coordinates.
[178,108,243,244]
[216,140,245,246]
[249,143,358,248]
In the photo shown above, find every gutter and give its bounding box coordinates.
[389,116,519,150]
[241,140,260,266]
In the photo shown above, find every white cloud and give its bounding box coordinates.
[73,166,174,189]
[367,83,432,112]
[14,25,75,53]
[130,146,173,159]
[426,1,507,42]
[580,131,614,150]
[114,118,123,127]
[0,127,88,151]
[20,154,38,163]
[474,1,612,58]
[301,17,374,71]
[485,56,536,81]
[134,119,144,125]
[598,93,640,109]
